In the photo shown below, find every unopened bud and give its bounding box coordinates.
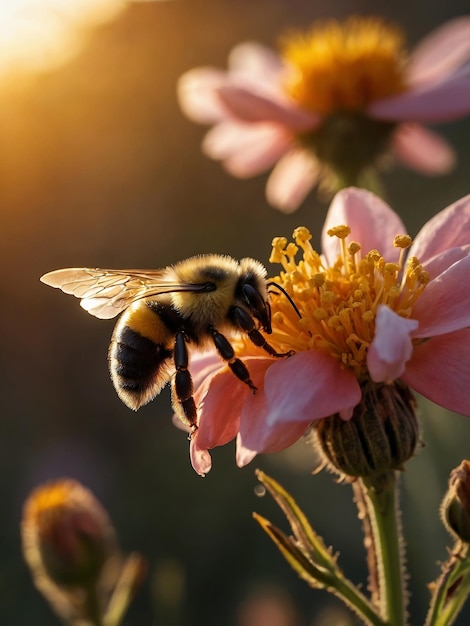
[441,461,470,543]
[313,379,419,479]
[22,479,117,589]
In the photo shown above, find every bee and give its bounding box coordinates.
[40,255,294,429]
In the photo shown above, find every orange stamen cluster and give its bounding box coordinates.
[267,226,428,380]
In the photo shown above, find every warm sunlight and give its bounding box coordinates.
[0,0,126,78]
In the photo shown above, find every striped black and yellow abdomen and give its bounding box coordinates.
[109,299,176,410]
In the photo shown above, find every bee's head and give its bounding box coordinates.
[237,259,271,332]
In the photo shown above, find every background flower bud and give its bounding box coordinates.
[441,461,470,543]
[22,479,117,589]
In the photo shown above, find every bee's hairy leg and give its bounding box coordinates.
[231,306,294,358]
[174,330,198,429]
[209,326,257,393]
[186,425,198,442]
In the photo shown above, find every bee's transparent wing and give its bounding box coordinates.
[40,267,206,319]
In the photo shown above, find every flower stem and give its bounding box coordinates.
[84,584,103,626]
[331,574,388,626]
[360,471,407,626]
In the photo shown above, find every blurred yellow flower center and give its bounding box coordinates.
[24,482,74,525]
[267,226,428,379]
[281,17,408,115]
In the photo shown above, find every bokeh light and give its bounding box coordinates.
[0,0,126,77]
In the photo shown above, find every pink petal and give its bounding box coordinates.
[368,69,470,122]
[411,256,470,337]
[402,328,470,416]
[190,443,213,477]
[322,188,406,264]
[423,245,470,281]
[235,369,312,468]
[392,124,456,174]
[236,351,361,464]
[235,434,258,468]
[189,355,253,477]
[408,17,470,85]
[177,68,229,124]
[236,421,310,468]
[190,357,275,472]
[217,85,320,130]
[265,351,361,417]
[265,148,320,213]
[228,42,285,93]
[202,121,292,178]
[194,368,247,451]
[367,306,419,382]
[409,194,470,264]
[189,351,225,386]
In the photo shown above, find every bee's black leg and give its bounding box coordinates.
[209,327,257,393]
[173,331,198,430]
[231,306,294,358]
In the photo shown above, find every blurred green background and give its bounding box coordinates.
[1,1,470,624]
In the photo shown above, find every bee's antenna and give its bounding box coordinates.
[267,282,302,319]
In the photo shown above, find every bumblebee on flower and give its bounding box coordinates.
[178,16,470,212]
[189,188,470,476]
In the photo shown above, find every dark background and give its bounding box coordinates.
[1,1,470,624]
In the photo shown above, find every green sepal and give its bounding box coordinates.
[254,470,386,626]
[253,513,332,589]
[255,469,335,569]
[103,553,146,626]
[425,543,470,626]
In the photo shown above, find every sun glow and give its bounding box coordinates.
[0,0,126,78]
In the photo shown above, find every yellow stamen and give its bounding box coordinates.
[262,226,427,380]
[281,17,408,115]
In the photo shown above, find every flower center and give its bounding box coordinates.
[281,17,408,115]
[267,226,429,380]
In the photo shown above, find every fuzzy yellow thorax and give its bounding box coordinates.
[281,17,408,115]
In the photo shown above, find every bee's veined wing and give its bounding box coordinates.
[40,267,209,319]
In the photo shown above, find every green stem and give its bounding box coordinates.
[331,574,388,626]
[84,584,103,626]
[425,543,470,626]
[360,472,406,626]
[352,480,380,609]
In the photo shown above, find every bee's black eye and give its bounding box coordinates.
[241,283,265,311]
[239,283,271,331]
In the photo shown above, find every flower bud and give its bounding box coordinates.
[441,461,470,543]
[313,379,419,479]
[22,479,117,589]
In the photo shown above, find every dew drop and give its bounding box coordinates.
[254,484,266,497]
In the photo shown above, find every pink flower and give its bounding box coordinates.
[188,188,470,475]
[178,17,470,212]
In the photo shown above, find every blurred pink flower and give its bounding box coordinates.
[178,17,470,212]
[188,188,470,475]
